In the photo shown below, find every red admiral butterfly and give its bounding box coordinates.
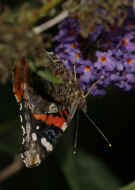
[13,52,87,167]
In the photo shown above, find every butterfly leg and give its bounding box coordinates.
[83,76,104,98]
[73,63,77,81]
[72,109,80,155]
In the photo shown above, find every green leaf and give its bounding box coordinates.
[0,143,16,155]
[0,120,20,155]
[37,70,63,84]
[120,181,135,190]
[62,151,121,190]
[28,59,63,84]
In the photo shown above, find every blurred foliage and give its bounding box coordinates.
[0,0,132,83]
[28,58,63,84]
[120,181,135,190]
[0,84,20,157]
[63,0,131,37]
[0,120,19,155]
[61,151,121,190]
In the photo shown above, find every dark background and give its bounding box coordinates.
[0,83,135,189]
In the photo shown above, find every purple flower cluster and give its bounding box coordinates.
[53,12,135,96]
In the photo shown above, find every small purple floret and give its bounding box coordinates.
[54,10,135,96]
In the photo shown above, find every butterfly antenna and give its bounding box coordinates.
[73,109,80,155]
[83,111,112,147]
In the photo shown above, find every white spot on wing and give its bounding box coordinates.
[41,137,53,152]
[21,124,25,144]
[21,125,25,135]
[21,153,24,159]
[21,125,26,136]
[20,103,22,111]
[32,133,37,141]
[20,115,23,123]
[36,126,40,130]
[22,137,25,144]
[61,122,68,132]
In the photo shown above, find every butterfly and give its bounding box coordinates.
[13,51,87,168]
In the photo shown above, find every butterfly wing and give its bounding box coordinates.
[13,51,87,167]
[13,58,70,167]
[19,98,44,167]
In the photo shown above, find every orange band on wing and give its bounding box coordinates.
[52,116,65,128]
[33,114,47,122]
[46,113,66,128]
[34,112,66,129]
